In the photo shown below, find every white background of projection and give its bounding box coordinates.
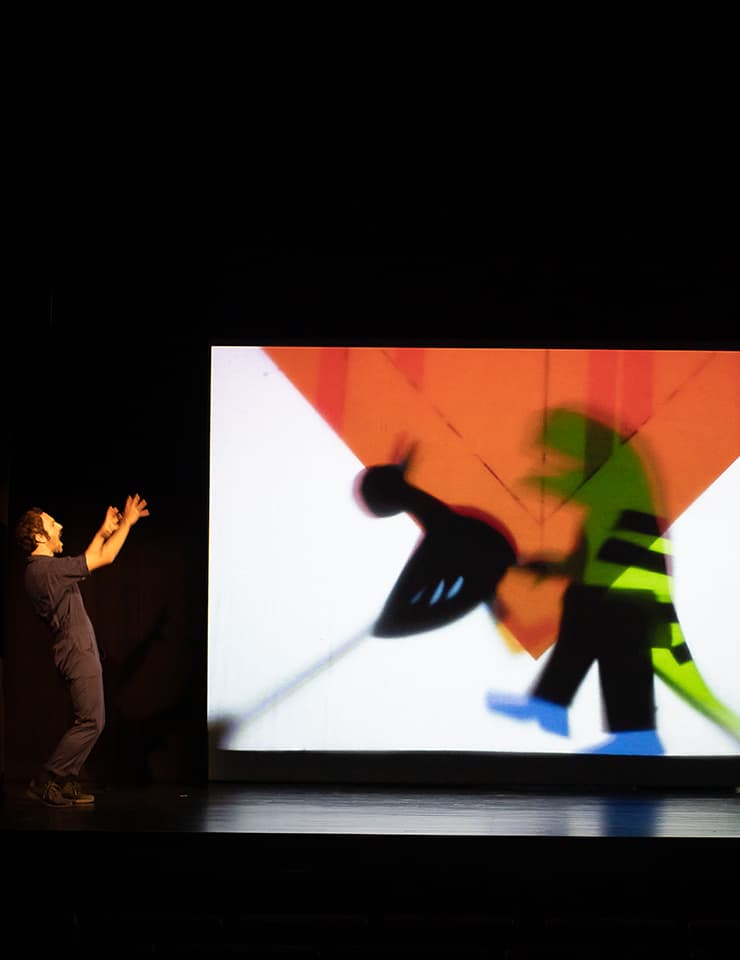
[207,346,740,757]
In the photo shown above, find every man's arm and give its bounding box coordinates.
[85,494,150,572]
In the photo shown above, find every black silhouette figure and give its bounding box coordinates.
[356,452,517,637]
[218,450,520,738]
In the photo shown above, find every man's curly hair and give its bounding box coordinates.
[15,507,46,557]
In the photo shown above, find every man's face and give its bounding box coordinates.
[40,513,63,554]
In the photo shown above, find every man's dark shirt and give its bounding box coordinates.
[24,555,100,679]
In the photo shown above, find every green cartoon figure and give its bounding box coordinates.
[486,407,740,755]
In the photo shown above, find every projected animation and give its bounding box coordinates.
[356,451,517,636]
[207,346,740,760]
[485,407,740,755]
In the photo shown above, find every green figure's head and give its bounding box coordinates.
[524,407,626,503]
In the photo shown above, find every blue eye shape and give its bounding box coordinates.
[429,580,445,605]
[447,575,463,599]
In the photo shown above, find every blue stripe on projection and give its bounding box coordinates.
[447,576,464,599]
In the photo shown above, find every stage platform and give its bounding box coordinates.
[3,779,739,837]
[2,780,738,957]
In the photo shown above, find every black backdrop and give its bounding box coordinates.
[3,193,739,787]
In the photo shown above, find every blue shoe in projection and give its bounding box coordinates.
[583,729,665,756]
[485,691,569,737]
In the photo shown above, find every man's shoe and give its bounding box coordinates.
[60,780,95,804]
[27,778,74,808]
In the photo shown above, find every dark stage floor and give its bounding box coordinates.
[2,780,739,958]
[2,779,740,837]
